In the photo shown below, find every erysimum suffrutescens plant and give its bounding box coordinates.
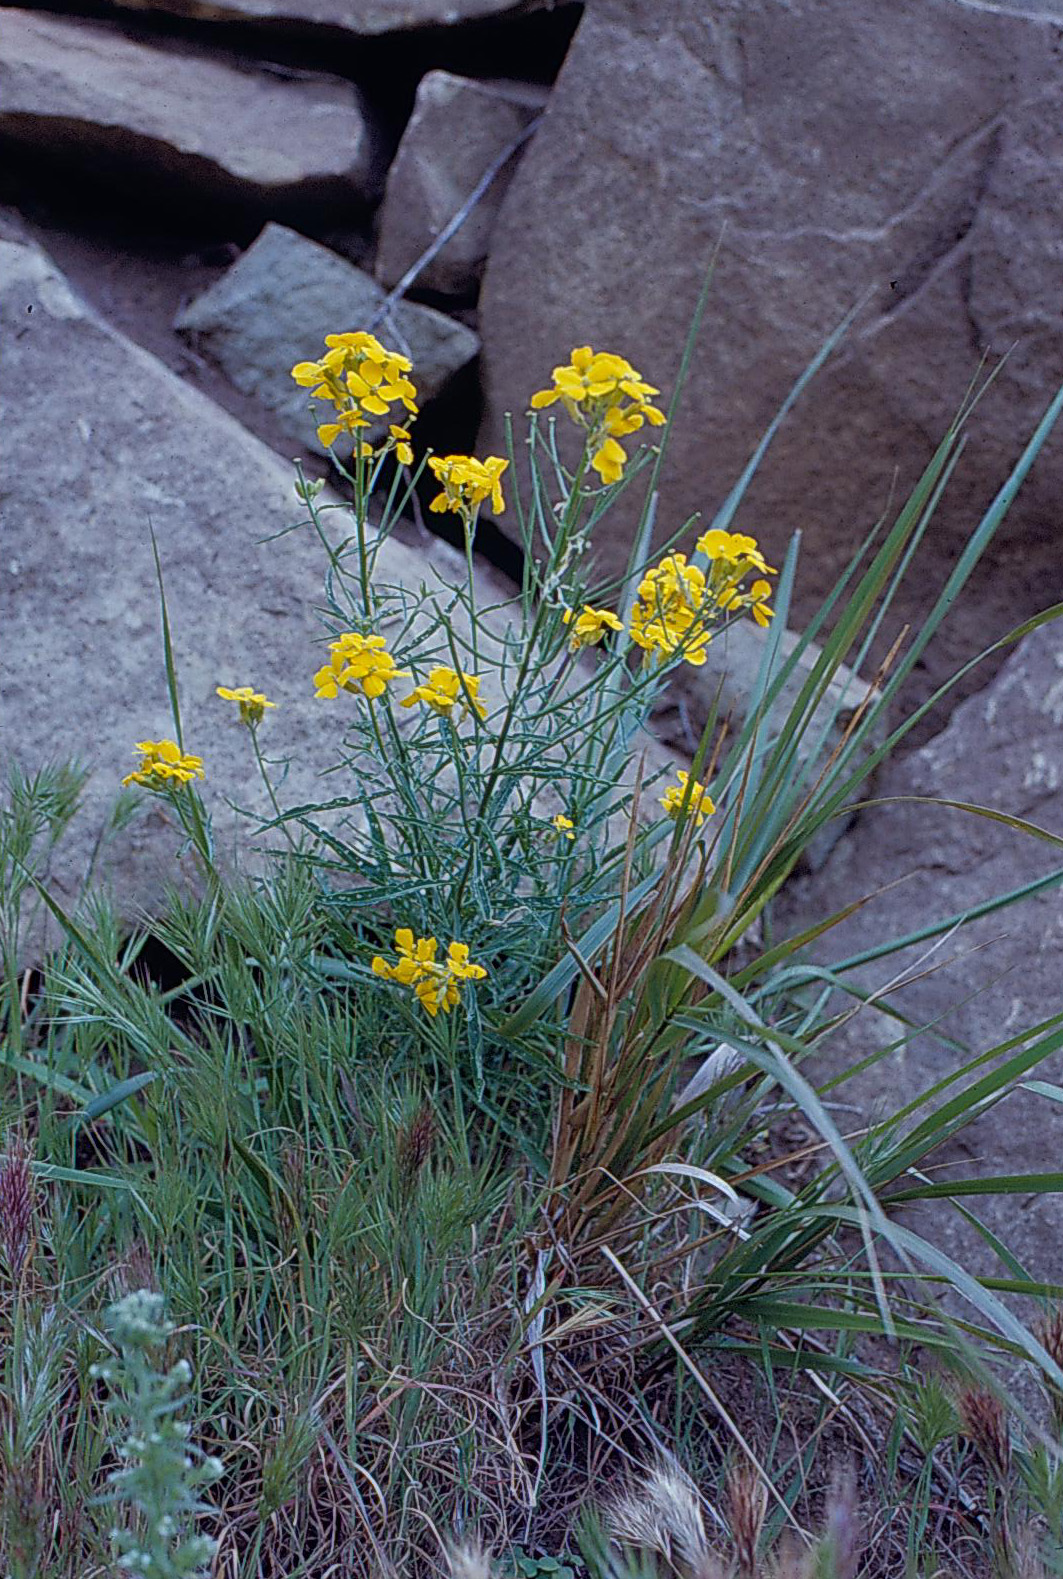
[11,281,1063,1579]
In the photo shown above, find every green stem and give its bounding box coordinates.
[464,506,480,668]
[353,450,373,618]
[250,726,298,854]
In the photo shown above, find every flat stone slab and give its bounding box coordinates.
[0,235,507,964]
[2,234,684,966]
[175,223,481,451]
[375,72,546,300]
[776,618,1063,1282]
[0,9,379,218]
[87,0,537,38]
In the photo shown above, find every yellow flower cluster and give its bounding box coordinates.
[313,633,410,701]
[552,812,576,841]
[659,770,715,828]
[291,332,417,460]
[371,928,487,1017]
[121,739,204,790]
[428,454,508,518]
[624,531,776,666]
[400,666,487,721]
[216,685,276,727]
[697,529,776,629]
[629,554,714,667]
[530,346,666,484]
[312,642,487,722]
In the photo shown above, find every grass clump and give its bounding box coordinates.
[3,297,1063,1578]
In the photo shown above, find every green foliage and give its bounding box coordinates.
[4,299,1063,1578]
[94,1291,221,1578]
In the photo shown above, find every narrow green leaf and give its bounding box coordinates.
[32,1162,135,1190]
[841,796,1063,850]
[1,1052,92,1103]
[80,1071,157,1121]
[149,522,184,750]
[884,1172,1063,1203]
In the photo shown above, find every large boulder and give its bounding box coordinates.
[175,223,480,451]
[476,0,1063,733]
[0,235,510,963]
[2,234,693,965]
[374,72,547,301]
[86,0,541,37]
[775,617,1063,1280]
[0,9,379,220]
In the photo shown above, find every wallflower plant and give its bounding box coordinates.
[18,285,1063,1579]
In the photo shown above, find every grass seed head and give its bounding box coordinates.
[0,1131,36,1279]
[958,1387,1012,1482]
[606,1459,719,1578]
[446,1541,496,1579]
[726,1462,768,1579]
[398,1102,437,1186]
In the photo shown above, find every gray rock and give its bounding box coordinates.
[0,235,510,964]
[175,223,481,451]
[1,235,685,966]
[0,9,379,217]
[774,618,1063,1281]
[88,0,538,38]
[375,72,546,300]
[476,0,1063,739]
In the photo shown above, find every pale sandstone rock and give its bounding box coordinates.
[85,0,540,38]
[476,0,1063,738]
[375,72,546,300]
[0,236,508,961]
[776,618,1063,1280]
[0,9,379,216]
[175,224,480,450]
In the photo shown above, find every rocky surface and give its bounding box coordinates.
[90,0,544,40]
[775,617,1063,1279]
[175,222,481,450]
[374,71,546,300]
[0,234,509,963]
[0,9,379,220]
[3,233,693,964]
[476,0,1063,736]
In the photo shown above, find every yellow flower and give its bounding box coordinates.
[590,435,628,485]
[121,739,204,790]
[389,424,414,466]
[695,529,775,577]
[551,813,576,841]
[400,666,487,721]
[638,553,705,612]
[293,330,418,451]
[529,346,666,485]
[562,604,624,652]
[659,770,715,828]
[629,604,713,666]
[372,927,486,1017]
[316,407,370,449]
[216,685,277,727]
[750,580,775,627]
[695,527,777,630]
[314,632,409,701]
[627,553,712,668]
[427,454,508,518]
